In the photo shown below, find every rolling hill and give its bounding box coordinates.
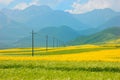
[14,25,80,47]
[38,25,80,42]
[70,27,120,45]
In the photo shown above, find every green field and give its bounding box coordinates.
[0,61,120,80]
[0,45,120,80]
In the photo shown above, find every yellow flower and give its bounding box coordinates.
[0,45,120,62]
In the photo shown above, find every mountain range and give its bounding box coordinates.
[2,5,89,31]
[0,5,120,48]
[74,8,120,28]
[14,25,79,47]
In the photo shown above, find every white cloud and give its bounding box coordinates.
[0,0,14,5]
[13,0,73,10]
[66,0,120,14]
[37,0,64,8]
[13,2,28,10]
[13,0,40,10]
[13,0,65,10]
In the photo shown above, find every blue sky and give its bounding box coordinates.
[0,0,120,14]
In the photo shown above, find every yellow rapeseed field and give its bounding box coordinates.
[0,45,120,62]
[0,45,99,53]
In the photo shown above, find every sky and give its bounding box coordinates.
[0,0,120,14]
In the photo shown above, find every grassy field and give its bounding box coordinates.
[0,61,120,80]
[0,45,120,80]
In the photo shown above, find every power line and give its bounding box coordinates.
[31,32,67,54]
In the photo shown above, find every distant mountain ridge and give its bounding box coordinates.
[73,8,120,28]
[0,11,30,43]
[0,5,90,45]
[100,16,120,29]
[1,5,89,31]
[38,25,80,42]
[70,27,120,45]
[14,25,80,47]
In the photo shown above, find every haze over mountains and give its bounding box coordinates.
[0,5,120,48]
[74,9,120,28]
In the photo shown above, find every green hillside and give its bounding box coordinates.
[70,27,120,45]
[14,25,79,48]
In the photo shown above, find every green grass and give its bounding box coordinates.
[0,61,120,80]
[0,46,120,80]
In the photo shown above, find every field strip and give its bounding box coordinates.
[0,48,120,62]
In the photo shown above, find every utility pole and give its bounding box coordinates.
[46,35,48,52]
[53,37,55,48]
[57,39,59,48]
[58,40,60,48]
[32,30,35,56]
